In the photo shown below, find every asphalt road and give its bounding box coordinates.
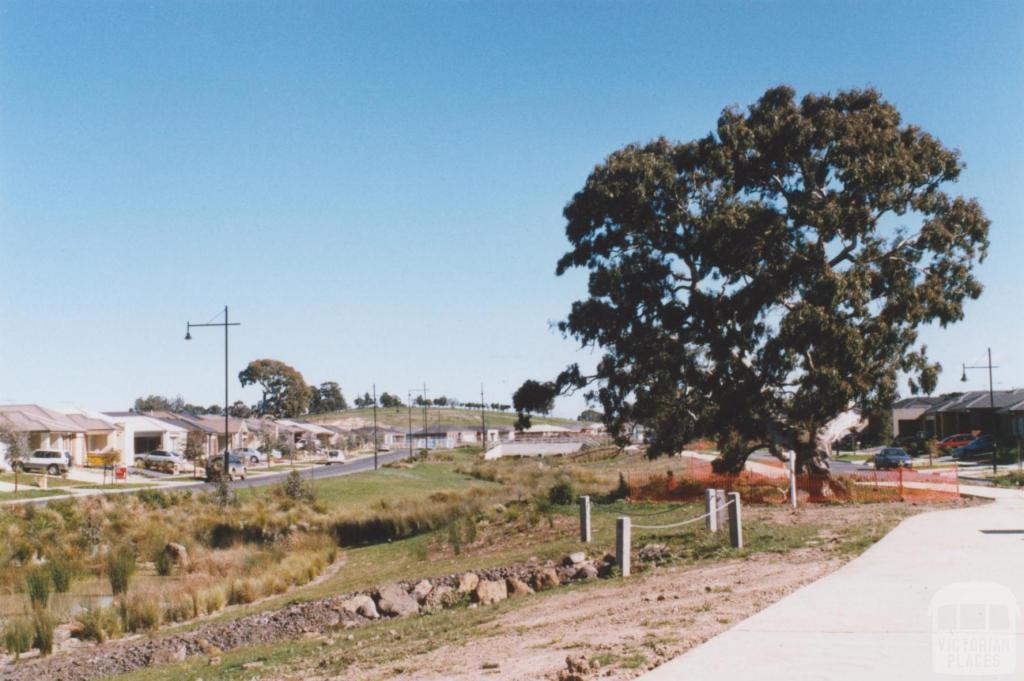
[171,447,416,492]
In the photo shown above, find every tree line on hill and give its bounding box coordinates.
[132,358,513,420]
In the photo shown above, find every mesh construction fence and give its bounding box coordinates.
[625,457,960,504]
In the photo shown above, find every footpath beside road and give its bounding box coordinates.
[638,484,1024,681]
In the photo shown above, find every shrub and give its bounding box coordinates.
[32,609,56,656]
[25,566,52,610]
[3,616,33,659]
[48,554,77,593]
[162,593,193,623]
[106,545,136,596]
[123,593,161,632]
[75,605,121,643]
[152,547,173,577]
[278,470,316,502]
[200,586,226,615]
[136,489,171,509]
[547,480,577,506]
[227,578,260,605]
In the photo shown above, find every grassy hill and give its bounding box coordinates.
[300,406,581,430]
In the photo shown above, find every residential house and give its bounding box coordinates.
[890,396,949,438]
[899,389,1024,440]
[0,404,88,463]
[99,412,190,465]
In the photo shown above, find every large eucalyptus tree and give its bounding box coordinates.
[513,86,990,473]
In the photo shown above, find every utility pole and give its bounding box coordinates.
[962,348,1000,474]
[480,384,487,454]
[423,382,428,451]
[372,384,379,471]
[185,306,240,481]
[407,391,413,456]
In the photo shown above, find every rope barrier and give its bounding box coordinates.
[592,503,693,517]
[630,497,735,530]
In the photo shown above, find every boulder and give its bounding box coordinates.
[339,594,379,619]
[148,643,187,665]
[506,577,534,597]
[164,542,190,569]
[424,584,457,609]
[474,579,508,605]
[575,563,599,580]
[411,579,433,603]
[375,583,420,618]
[457,572,480,593]
[563,551,586,566]
[557,654,594,681]
[531,567,560,591]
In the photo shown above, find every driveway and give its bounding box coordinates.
[638,484,1024,680]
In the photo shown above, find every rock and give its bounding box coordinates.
[196,638,221,656]
[339,594,379,620]
[424,584,457,609]
[241,661,264,670]
[506,577,534,597]
[557,654,594,681]
[457,572,480,593]
[149,643,187,665]
[375,583,420,618]
[164,542,189,569]
[531,567,560,591]
[564,551,587,566]
[208,656,222,666]
[575,563,599,580]
[474,579,508,605]
[411,579,433,603]
[637,544,672,563]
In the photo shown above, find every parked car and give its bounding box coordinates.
[231,448,266,465]
[139,450,187,474]
[15,450,70,475]
[206,454,247,482]
[324,450,347,464]
[952,435,996,461]
[938,433,974,450]
[873,447,913,470]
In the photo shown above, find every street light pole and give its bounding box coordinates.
[186,306,241,480]
[961,347,999,474]
[372,384,379,471]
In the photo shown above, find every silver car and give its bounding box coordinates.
[17,450,70,475]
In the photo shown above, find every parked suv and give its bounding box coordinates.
[205,454,247,482]
[16,450,70,475]
[139,450,187,474]
[873,448,913,470]
[952,435,996,461]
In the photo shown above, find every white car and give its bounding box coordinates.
[324,450,347,464]
[231,448,267,465]
[139,450,187,474]
[16,450,70,475]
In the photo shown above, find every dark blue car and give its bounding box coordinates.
[952,435,996,460]
[874,447,913,470]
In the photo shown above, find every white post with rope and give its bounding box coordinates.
[579,495,592,543]
[788,450,798,509]
[728,492,743,548]
[616,516,631,577]
[704,489,718,532]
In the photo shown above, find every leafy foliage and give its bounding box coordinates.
[310,381,348,413]
[239,358,313,418]
[515,86,989,472]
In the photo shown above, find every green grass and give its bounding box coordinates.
[0,488,66,501]
[300,406,581,430]
[990,471,1024,488]
[0,473,87,488]
[239,461,499,510]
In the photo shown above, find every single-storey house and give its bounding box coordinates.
[100,412,191,465]
[0,404,89,463]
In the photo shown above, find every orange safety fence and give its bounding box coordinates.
[625,457,960,504]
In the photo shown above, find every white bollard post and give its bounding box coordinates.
[616,516,631,577]
[788,450,798,509]
[715,489,728,530]
[579,495,592,543]
[728,492,743,548]
[704,489,718,532]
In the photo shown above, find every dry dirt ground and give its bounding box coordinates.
[281,502,958,681]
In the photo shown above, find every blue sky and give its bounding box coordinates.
[1,1,1021,417]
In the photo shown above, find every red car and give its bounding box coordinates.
[938,433,974,450]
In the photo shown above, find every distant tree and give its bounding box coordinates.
[414,395,428,407]
[207,404,222,416]
[512,380,556,423]
[183,430,206,475]
[132,395,172,412]
[310,381,348,414]
[354,392,375,408]
[0,422,30,492]
[228,401,252,418]
[433,396,448,408]
[380,392,403,408]
[513,86,990,473]
[578,409,603,422]
[239,359,313,418]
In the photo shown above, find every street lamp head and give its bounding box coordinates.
[184,327,192,341]
[960,364,967,382]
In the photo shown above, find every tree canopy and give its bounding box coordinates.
[310,381,348,413]
[514,86,989,472]
[238,359,312,418]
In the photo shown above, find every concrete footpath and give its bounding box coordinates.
[638,485,1024,680]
